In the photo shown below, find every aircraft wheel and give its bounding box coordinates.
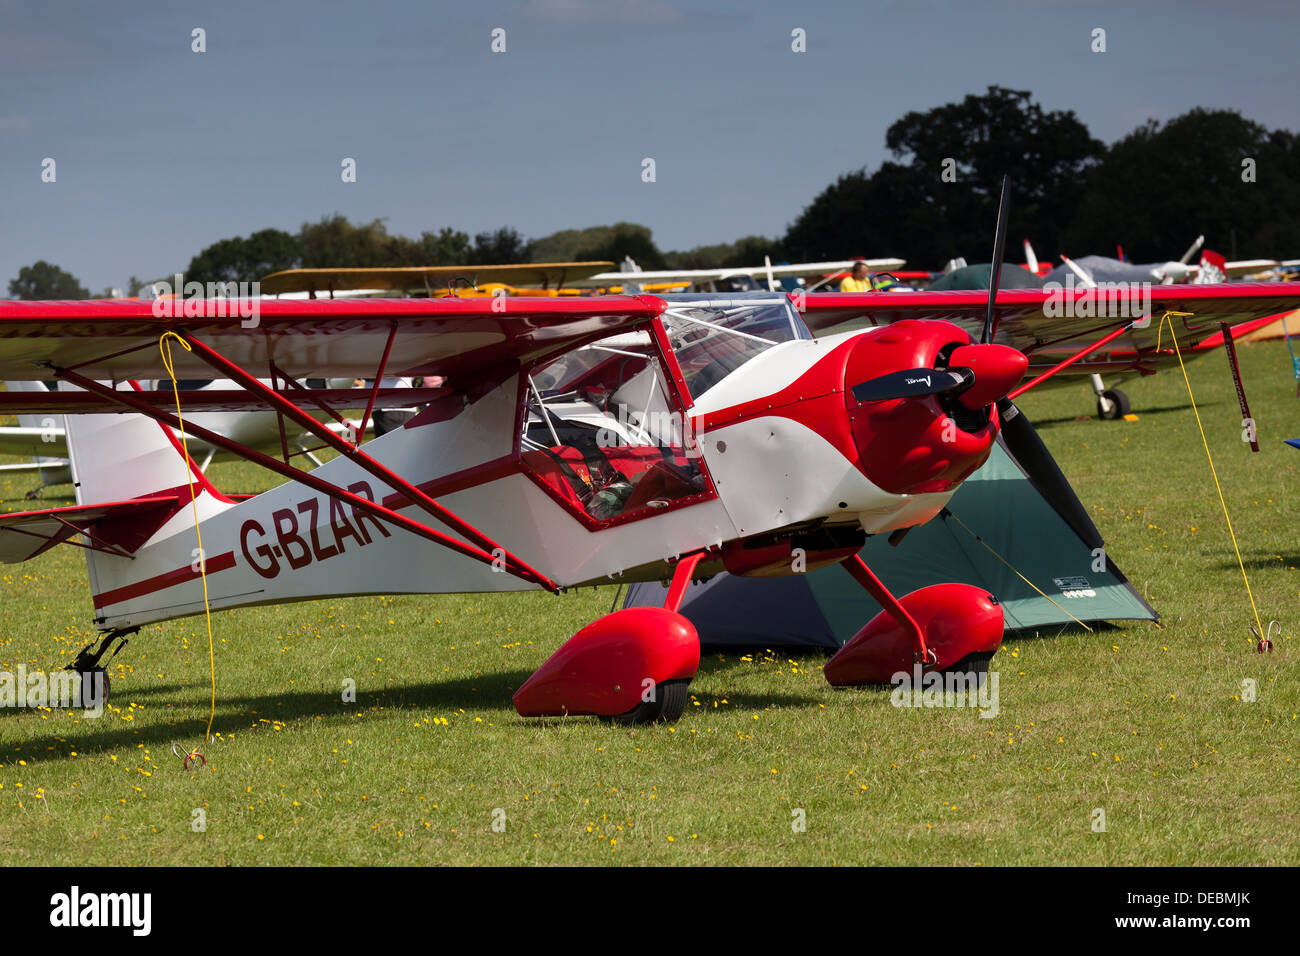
[942,650,995,688]
[1097,388,1130,420]
[609,678,691,725]
[78,668,110,708]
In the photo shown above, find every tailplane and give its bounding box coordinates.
[10,386,237,612]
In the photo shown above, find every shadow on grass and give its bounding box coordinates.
[1027,401,1201,429]
[3,667,822,763]
[1004,620,1129,641]
[1212,554,1298,571]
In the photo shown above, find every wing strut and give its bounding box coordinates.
[52,366,560,593]
[1006,322,1137,400]
[170,333,554,589]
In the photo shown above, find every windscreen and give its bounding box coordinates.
[657,294,809,399]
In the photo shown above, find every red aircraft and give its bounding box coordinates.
[2,191,1297,723]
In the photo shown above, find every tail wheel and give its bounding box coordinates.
[77,668,110,708]
[609,678,691,725]
[1097,388,1130,420]
[942,650,996,688]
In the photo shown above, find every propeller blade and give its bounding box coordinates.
[996,397,1103,550]
[1179,234,1205,265]
[981,175,1012,344]
[851,367,970,404]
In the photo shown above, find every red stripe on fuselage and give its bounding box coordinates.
[379,455,519,511]
[92,550,236,609]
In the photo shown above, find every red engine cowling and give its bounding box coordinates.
[513,607,700,718]
[843,321,1026,495]
[823,583,1003,686]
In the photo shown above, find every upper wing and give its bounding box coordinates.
[800,284,1300,361]
[258,262,616,295]
[1224,259,1281,278]
[0,296,666,404]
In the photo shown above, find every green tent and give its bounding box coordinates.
[928,263,1044,291]
[625,439,1156,649]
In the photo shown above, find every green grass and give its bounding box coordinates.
[1,339,1297,865]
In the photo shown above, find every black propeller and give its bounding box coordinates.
[981,174,1012,345]
[977,174,1104,546]
[849,175,1014,405]
[850,367,972,404]
[995,397,1104,551]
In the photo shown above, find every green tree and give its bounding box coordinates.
[468,227,530,264]
[417,227,472,265]
[784,86,1102,265]
[527,226,606,262]
[297,216,403,269]
[1062,109,1300,261]
[528,223,665,268]
[664,236,784,270]
[572,222,666,270]
[186,229,302,283]
[7,261,90,299]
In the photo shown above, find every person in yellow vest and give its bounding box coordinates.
[838,261,874,292]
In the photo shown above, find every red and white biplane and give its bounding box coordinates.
[2,254,1298,723]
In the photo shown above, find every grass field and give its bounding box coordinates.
[1,337,1296,866]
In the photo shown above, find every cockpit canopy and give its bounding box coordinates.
[520,293,809,526]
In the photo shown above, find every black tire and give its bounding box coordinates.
[1097,388,1130,420]
[78,668,110,708]
[609,678,691,725]
[942,650,995,689]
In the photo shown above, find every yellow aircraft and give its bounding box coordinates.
[259,262,620,298]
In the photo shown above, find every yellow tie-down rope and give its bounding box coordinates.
[1156,311,1266,643]
[159,333,216,769]
[943,510,1093,633]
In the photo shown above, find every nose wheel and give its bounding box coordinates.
[608,678,691,725]
[942,650,996,688]
[1090,373,1130,420]
[1096,388,1130,420]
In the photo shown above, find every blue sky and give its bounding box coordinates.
[2,0,1297,292]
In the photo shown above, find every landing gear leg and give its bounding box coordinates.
[1091,373,1130,420]
[65,628,136,708]
[513,553,704,723]
[824,555,1004,686]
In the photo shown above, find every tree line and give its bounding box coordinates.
[10,86,1299,299]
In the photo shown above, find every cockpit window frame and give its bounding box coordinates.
[514,316,718,532]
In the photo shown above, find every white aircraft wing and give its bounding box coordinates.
[1224,259,1281,277]
[582,259,906,286]
[0,426,67,459]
